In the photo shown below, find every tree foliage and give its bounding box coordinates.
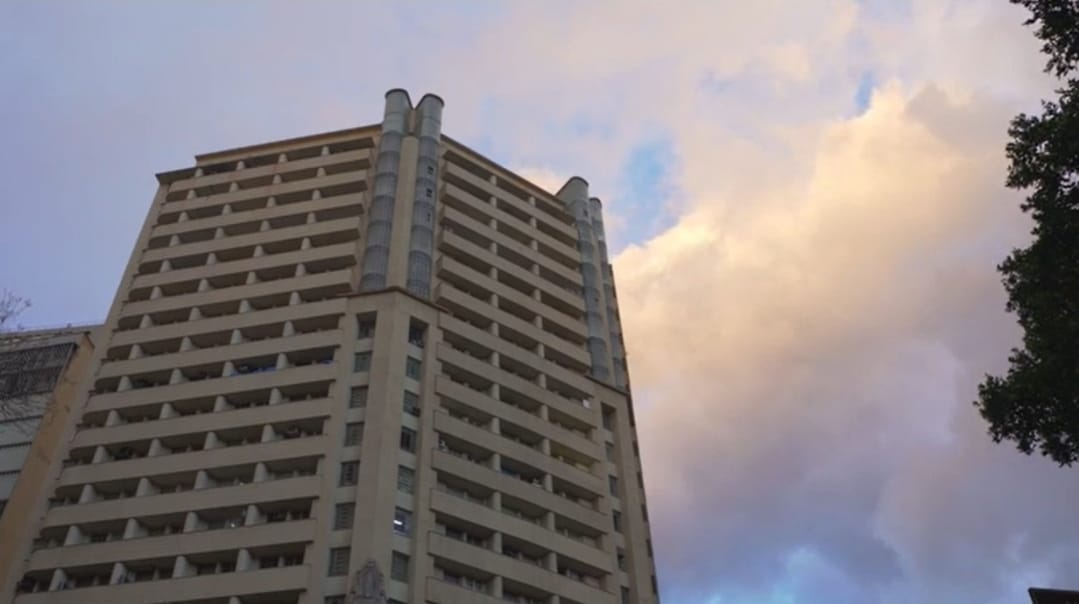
[975,0,1079,465]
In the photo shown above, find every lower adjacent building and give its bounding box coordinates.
[0,327,99,597]
[6,89,660,604]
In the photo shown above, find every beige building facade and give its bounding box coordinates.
[6,90,660,604]
[0,327,99,598]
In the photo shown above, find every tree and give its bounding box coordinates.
[974,0,1079,465]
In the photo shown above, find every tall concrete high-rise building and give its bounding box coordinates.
[6,90,660,604]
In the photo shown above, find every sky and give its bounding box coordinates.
[1,1,1076,603]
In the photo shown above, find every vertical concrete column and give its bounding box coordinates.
[183,511,200,533]
[91,446,109,464]
[194,470,211,490]
[253,462,270,483]
[405,94,444,298]
[236,549,253,572]
[136,477,155,497]
[491,575,503,598]
[109,562,126,585]
[360,89,411,291]
[558,178,611,382]
[172,556,191,578]
[105,409,121,426]
[159,403,177,419]
[244,504,262,526]
[63,526,82,546]
[591,196,627,388]
[490,491,501,511]
[147,438,165,456]
[48,569,67,591]
[213,395,230,412]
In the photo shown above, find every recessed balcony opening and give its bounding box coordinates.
[256,264,296,282]
[280,380,332,401]
[215,426,263,448]
[178,228,215,245]
[265,456,319,479]
[150,470,198,494]
[149,308,191,327]
[498,386,542,415]
[248,293,291,312]
[443,331,492,362]
[224,220,261,237]
[238,175,274,190]
[299,284,350,303]
[435,472,491,507]
[433,559,493,594]
[499,456,545,487]
[287,346,335,367]
[438,269,492,304]
[281,167,317,183]
[499,420,543,450]
[499,355,540,383]
[135,260,165,277]
[442,215,493,249]
[542,318,587,347]
[551,476,599,510]
[436,431,492,466]
[328,138,374,154]
[182,362,225,382]
[120,556,176,584]
[305,256,354,274]
[201,299,241,318]
[550,441,595,472]
[260,498,313,524]
[117,403,161,424]
[139,513,186,537]
[286,146,322,162]
[187,549,240,576]
[494,197,531,224]
[500,537,549,570]
[314,203,363,222]
[268,213,307,230]
[251,543,306,569]
[196,505,247,531]
[94,477,140,501]
[81,518,128,543]
[554,514,603,548]
[293,314,339,335]
[438,396,491,428]
[321,180,366,197]
[168,253,209,271]
[444,171,490,207]
[500,493,546,525]
[231,195,270,212]
[323,159,366,175]
[187,204,224,220]
[535,196,570,224]
[441,362,492,395]
[538,261,582,294]
[498,297,537,325]
[556,553,606,588]
[495,221,533,248]
[171,395,216,416]
[438,297,493,332]
[269,417,324,441]
[434,512,492,548]
[159,432,205,455]
[548,407,592,439]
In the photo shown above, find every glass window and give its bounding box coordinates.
[397,466,414,494]
[344,422,364,447]
[403,391,420,416]
[357,316,376,339]
[408,321,426,347]
[333,503,354,530]
[391,551,409,581]
[399,428,416,453]
[349,386,368,408]
[613,510,622,533]
[405,357,421,379]
[339,461,359,486]
[609,475,619,497]
[353,352,371,373]
[328,547,350,576]
[393,507,412,535]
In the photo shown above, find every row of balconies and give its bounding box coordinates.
[114,271,351,332]
[441,152,576,241]
[163,143,372,203]
[439,209,584,314]
[92,347,336,395]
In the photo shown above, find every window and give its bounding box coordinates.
[328,547,350,576]
[602,405,615,430]
[333,503,354,530]
[353,352,371,372]
[405,357,421,379]
[344,422,364,447]
[613,510,622,533]
[606,442,615,461]
[397,466,415,494]
[621,587,631,604]
[652,574,658,594]
[617,547,627,571]
[357,316,376,339]
[403,391,420,416]
[399,427,416,453]
[408,321,426,347]
[641,503,649,521]
[326,597,345,604]
[349,386,368,408]
[609,475,619,497]
[393,507,412,535]
[339,461,359,486]
[390,551,409,581]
